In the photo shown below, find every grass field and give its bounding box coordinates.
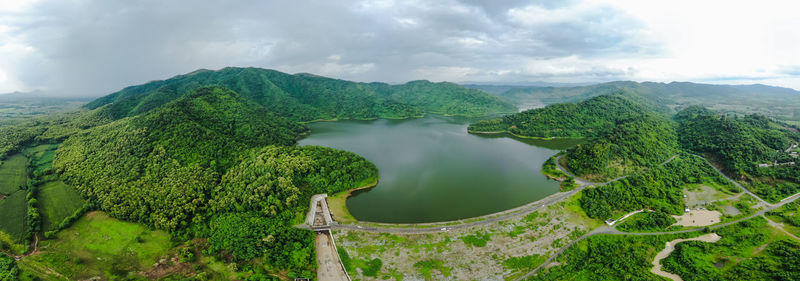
[327,177,378,224]
[0,153,27,194]
[0,190,29,243]
[38,181,86,233]
[23,144,57,175]
[19,211,172,280]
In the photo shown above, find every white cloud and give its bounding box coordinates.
[591,0,800,87]
[1,0,800,94]
[0,0,39,13]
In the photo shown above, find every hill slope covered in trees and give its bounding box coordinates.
[676,106,800,202]
[86,67,516,121]
[564,114,678,181]
[469,92,678,181]
[467,93,655,138]
[51,86,379,276]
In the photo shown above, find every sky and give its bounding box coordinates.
[1,0,799,96]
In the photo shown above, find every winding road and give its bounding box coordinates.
[689,153,772,206]
[514,155,800,281]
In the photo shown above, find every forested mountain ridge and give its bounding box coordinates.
[85,67,516,121]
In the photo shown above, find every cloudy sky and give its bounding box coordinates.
[1,0,799,96]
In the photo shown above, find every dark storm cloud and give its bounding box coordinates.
[1,0,654,96]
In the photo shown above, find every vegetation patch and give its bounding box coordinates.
[530,232,696,280]
[580,155,734,221]
[337,247,356,275]
[468,93,658,139]
[661,217,798,280]
[0,154,27,194]
[503,254,545,277]
[22,144,57,176]
[87,67,515,121]
[19,211,172,280]
[0,231,26,255]
[616,211,677,233]
[766,201,800,237]
[460,232,491,247]
[37,181,86,233]
[564,113,678,181]
[327,176,378,224]
[541,155,567,180]
[0,253,19,281]
[560,177,579,191]
[359,258,383,277]
[0,191,28,243]
[413,259,451,280]
[676,106,800,203]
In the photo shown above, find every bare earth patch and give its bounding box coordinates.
[684,185,731,208]
[672,210,722,227]
[651,233,721,281]
[333,197,597,280]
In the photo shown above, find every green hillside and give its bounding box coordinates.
[51,85,378,276]
[564,114,678,181]
[469,92,678,181]
[676,106,800,202]
[86,67,515,121]
[54,86,306,229]
[468,93,653,138]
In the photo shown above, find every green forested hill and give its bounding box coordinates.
[469,92,678,181]
[564,114,678,181]
[85,67,515,121]
[51,86,378,276]
[467,93,652,138]
[54,86,306,229]
[676,106,800,202]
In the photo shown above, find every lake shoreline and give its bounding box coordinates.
[300,116,575,223]
[467,129,583,141]
[327,177,379,224]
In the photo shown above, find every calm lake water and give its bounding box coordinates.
[298,115,581,223]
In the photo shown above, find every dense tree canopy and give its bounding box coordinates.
[85,67,516,121]
[564,114,678,181]
[46,85,379,276]
[467,93,652,138]
[580,155,735,220]
[676,106,800,202]
[53,86,375,231]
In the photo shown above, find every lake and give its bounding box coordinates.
[298,115,581,223]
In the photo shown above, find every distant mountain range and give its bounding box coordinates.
[466,81,800,120]
[0,91,93,102]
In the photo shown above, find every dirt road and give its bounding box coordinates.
[650,233,721,281]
